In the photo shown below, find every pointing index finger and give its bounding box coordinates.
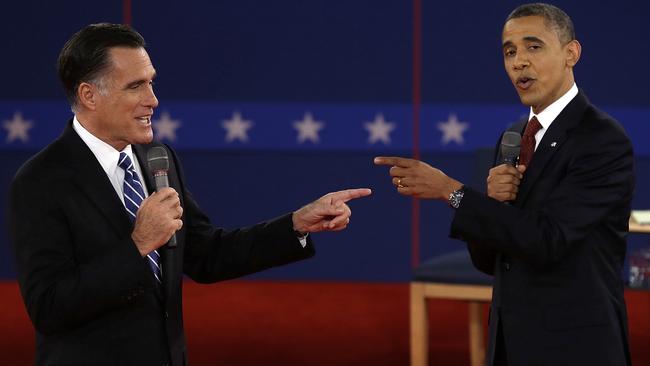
[328,188,372,203]
[374,156,414,168]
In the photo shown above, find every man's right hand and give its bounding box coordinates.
[487,164,526,202]
[131,187,183,256]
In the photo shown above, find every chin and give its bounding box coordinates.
[137,132,154,145]
[517,95,536,109]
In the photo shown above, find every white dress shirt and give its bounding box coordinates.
[528,83,578,151]
[72,116,149,204]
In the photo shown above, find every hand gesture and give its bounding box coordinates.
[292,188,372,234]
[374,156,462,200]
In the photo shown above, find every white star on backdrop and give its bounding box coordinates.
[438,113,469,145]
[3,111,33,143]
[364,113,396,145]
[153,111,181,142]
[293,112,324,144]
[222,111,254,143]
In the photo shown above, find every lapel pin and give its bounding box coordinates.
[550,142,557,147]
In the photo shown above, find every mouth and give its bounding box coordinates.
[135,115,152,126]
[516,76,535,91]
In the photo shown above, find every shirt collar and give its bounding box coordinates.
[528,83,578,130]
[72,116,135,176]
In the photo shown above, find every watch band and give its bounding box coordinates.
[448,185,466,209]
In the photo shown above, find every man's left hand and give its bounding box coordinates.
[374,156,462,200]
[292,188,372,234]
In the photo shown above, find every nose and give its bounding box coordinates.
[143,83,159,109]
[513,53,529,70]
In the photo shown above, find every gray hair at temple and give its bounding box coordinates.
[57,23,146,112]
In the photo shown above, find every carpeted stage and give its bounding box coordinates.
[1,280,649,365]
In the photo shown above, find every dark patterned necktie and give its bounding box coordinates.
[118,152,162,284]
[518,116,543,168]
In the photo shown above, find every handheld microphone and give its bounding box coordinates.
[499,131,521,166]
[147,146,177,248]
[499,131,522,205]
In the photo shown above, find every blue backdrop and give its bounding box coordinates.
[1,0,649,281]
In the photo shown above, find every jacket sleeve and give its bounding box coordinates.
[164,146,316,283]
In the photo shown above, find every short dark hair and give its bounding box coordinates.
[506,3,575,44]
[57,23,146,109]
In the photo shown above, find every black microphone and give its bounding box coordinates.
[499,131,521,166]
[499,131,522,205]
[147,146,177,248]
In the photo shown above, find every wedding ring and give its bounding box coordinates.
[397,178,404,188]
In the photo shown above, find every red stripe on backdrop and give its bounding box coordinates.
[411,0,422,268]
[123,0,132,25]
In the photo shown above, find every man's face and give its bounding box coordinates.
[502,16,578,114]
[90,47,158,151]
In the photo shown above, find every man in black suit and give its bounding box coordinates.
[9,23,370,366]
[376,3,633,366]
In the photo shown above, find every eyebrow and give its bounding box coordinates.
[523,36,545,44]
[123,71,157,90]
[502,36,546,49]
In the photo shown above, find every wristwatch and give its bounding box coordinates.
[448,185,466,209]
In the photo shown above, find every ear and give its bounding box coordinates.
[77,82,99,111]
[565,39,581,68]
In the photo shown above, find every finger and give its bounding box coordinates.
[321,218,349,230]
[155,187,179,201]
[374,156,415,168]
[517,165,527,175]
[327,188,372,203]
[491,175,520,186]
[328,206,351,227]
[396,185,414,196]
[314,204,346,218]
[330,221,349,232]
[389,166,409,178]
[493,164,520,175]
[489,169,522,183]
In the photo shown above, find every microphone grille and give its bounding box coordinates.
[500,131,521,162]
[147,146,169,172]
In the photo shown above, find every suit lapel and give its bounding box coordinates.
[58,122,134,236]
[59,122,169,300]
[515,91,590,207]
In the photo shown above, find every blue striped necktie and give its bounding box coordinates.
[118,152,162,284]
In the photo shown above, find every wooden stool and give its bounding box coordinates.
[410,251,493,366]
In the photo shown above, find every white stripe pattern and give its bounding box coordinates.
[118,152,162,284]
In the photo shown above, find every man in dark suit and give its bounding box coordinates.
[9,23,370,366]
[375,3,633,366]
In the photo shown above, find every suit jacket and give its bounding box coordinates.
[450,91,634,366]
[9,121,315,366]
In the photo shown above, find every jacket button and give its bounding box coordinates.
[165,311,169,319]
[503,262,511,271]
